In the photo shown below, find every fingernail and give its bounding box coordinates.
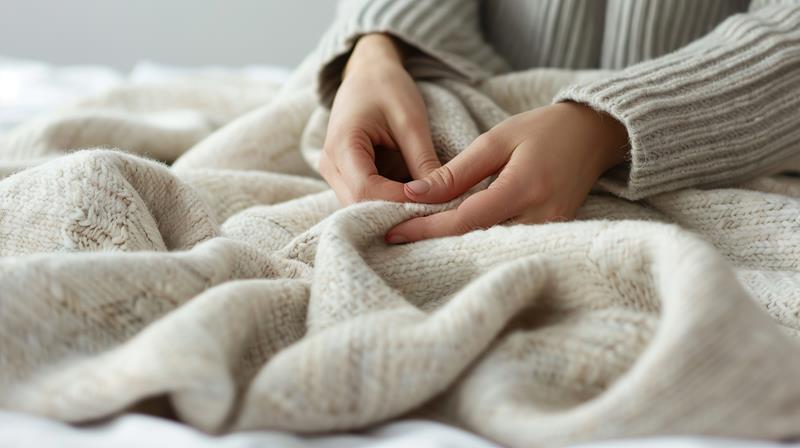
[385,233,408,244]
[405,179,430,195]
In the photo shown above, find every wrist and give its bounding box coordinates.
[345,33,405,78]
[559,102,629,172]
[599,115,629,170]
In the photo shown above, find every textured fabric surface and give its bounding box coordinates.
[316,0,800,200]
[1,60,800,448]
[488,0,751,70]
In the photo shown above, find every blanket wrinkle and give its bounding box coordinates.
[1,62,800,448]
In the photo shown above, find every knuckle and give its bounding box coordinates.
[430,164,457,190]
[352,181,372,203]
[394,112,413,128]
[455,212,486,235]
[525,176,554,206]
[394,108,423,129]
[339,128,371,151]
[415,154,441,174]
[472,131,503,152]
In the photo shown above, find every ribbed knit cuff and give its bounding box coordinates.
[315,0,509,107]
[555,5,800,200]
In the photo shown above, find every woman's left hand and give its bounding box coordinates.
[385,102,629,244]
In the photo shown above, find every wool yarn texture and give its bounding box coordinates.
[0,62,799,448]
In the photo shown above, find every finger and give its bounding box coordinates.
[319,152,355,205]
[361,174,409,203]
[333,130,377,192]
[403,132,512,204]
[387,170,526,243]
[387,110,441,179]
[333,131,407,202]
[499,144,567,225]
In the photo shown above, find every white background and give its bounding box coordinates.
[0,0,337,69]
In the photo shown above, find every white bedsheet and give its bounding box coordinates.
[0,57,292,134]
[1,411,799,448]
[1,57,798,448]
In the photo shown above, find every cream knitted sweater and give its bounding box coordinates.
[316,0,800,200]
[1,15,800,448]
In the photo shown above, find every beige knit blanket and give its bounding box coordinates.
[1,60,800,448]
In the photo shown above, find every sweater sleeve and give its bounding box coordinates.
[315,0,510,107]
[553,2,800,200]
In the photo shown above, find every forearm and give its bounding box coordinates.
[314,0,508,107]
[555,4,800,200]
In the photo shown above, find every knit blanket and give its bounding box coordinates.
[1,60,800,448]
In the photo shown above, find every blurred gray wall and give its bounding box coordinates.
[0,0,338,68]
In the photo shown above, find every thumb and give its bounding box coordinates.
[403,133,510,204]
[404,165,461,204]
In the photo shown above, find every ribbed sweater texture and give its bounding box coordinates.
[316,0,800,199]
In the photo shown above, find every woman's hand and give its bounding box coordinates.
[385,102,629,244]
[320,33,440,205]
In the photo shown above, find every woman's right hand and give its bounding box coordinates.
[320,33,440,205]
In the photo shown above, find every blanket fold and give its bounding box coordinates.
[1,64,799,448]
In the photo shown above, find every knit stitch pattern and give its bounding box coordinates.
[1,65,799,448]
